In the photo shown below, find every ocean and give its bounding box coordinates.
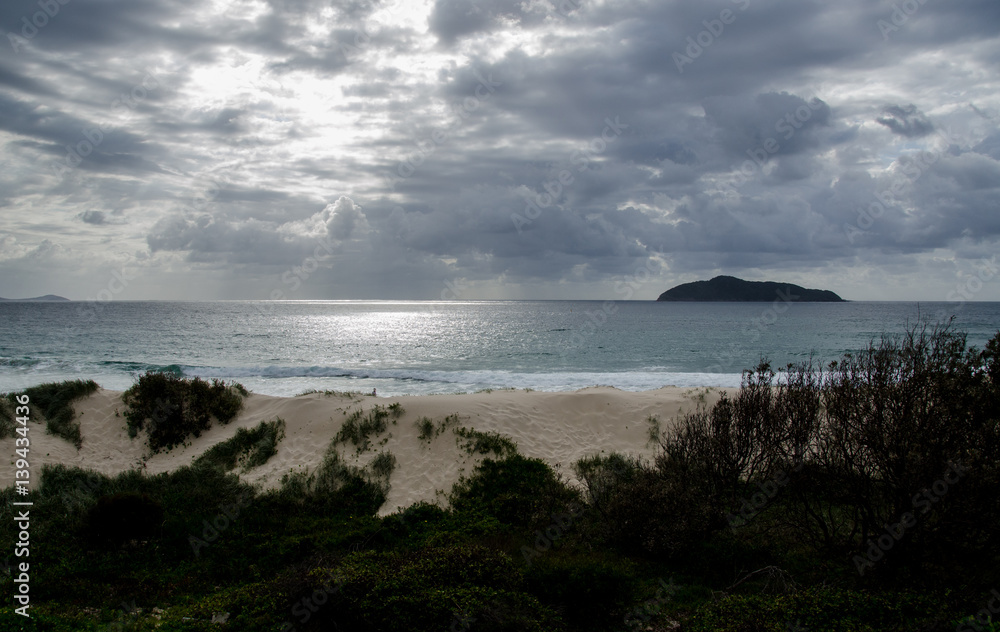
[1,300,998,396]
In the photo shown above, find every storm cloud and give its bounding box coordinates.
[0,0,998,300]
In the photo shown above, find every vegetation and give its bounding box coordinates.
[122,373,247,453]
[0,379,99,447]
[1,325,997,630]
[454,426,518,457]
[193,418,286,472]
[333,404,404,452]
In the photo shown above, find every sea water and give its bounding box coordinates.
[1,300,998,396]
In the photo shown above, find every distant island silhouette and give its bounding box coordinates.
[0,294,70,302]
[657,276,845,302]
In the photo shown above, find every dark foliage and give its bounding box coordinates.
[122,372,246,452]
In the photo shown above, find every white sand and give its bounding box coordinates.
[3,386,726,515]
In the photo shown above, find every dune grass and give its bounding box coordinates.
[0,379,99,447]
[194,418,286,473]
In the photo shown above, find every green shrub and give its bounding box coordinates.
[122,373,247,452]
[334,405,400,451]
[194,418,286,472]
[1,380,99,447]
[318,546,564,631]
[575,452,716,558]
[369,450,397,480]
[453,426,517,457]
[450,454,580,530]
[657,325,1000,584]
[686,586,960,632]
[416,417,435,442]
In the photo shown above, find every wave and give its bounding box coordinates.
[0,359,744,395]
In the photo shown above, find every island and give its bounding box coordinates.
[0,294,71,302]
[657,276,845,302]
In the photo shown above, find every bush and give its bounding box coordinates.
[318,546,564,632]
[334,405,400,452]
[1,380,99,447]
[194,418,286,472]
[122,373,247,452]
[656,324,1000,584]
[523,554,638,631]
[454,427,518,457]
[450,454,579,531]
[575,452,716,558]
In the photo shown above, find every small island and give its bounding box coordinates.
[657,275,845,302]
[0,294,70,302]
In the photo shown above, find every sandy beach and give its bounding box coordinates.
[4,386,726,515]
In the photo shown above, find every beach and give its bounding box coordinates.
[3,385,725,515]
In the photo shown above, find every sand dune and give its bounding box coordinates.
[4,386,726,515]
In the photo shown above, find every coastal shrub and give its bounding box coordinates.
[453,426,518,457]
[685,586,959,632]
[575,452,716,558]
[450,454,579,531]
[334,404,401,451]
[122,372,247,452]
[85,492,164,548]
[368,450,397,480]
[416,416,435,442]
[194,418,286,472]
[277,445,388,515]
[1,380,99,447]
[317,546,564,632]
[523,554,638,631]
[661,324,1000,584]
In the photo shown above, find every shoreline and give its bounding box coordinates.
[2,385,729,515]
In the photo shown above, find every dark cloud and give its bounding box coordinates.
[877,104,935,138]
[0,0,998,299]
[79,210,107,225]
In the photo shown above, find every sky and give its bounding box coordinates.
[0,0,998,301]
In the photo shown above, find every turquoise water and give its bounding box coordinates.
[1,300,998,396]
